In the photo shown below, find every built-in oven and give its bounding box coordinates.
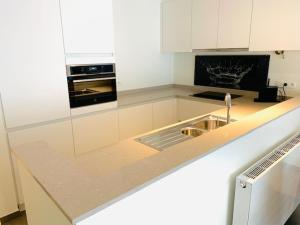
[67,64,117,108]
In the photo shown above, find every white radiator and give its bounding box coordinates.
[233,132,300,225]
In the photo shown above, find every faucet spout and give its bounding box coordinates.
[225,93,231,124]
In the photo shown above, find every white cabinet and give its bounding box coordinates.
[17,161,72,225]
[72,110,119,155]
[250,0,300,51]
[161,0,192,52]
[153,99,178,129]
[217,0,253,49]
[60,0,114,54]
[0,0,70,128]
[177,99,224,121]
[192,0,253,49]
[8,120,75,205]
[0,100,18,218]
[192,0,219,49]
[119,104,153,140]
[8,120,75,157]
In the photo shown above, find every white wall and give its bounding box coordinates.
[173,51,300,96]
[113,0,173,91]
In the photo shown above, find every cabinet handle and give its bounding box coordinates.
[73,77,116,83]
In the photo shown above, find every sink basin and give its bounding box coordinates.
[136,114,235,151]
[180,116,228,137]
[191,117,227,131]
[181,127,204,137]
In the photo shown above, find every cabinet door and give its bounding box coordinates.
[119,104,153,140]
[8,121,75,157]
[60,0,114,54]
[0,101,18,217]
[161,0,192,52]
[178,99,224,121]
[250,0,300,51]
[18,162,72,225]
[8,120,75,205]
[218,0,253,49]
[0,0,70,128]
[72,111,119,155]
[153,99,177,129]
[192,0,219,49]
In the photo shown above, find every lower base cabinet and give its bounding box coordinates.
[118,103,153,140]
[17,160,71,225]
[178,98,224,121]
[153,99,178,129]
[72,110,119,155]
[8,120,75,206]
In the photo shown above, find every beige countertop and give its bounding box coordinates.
[117,84,260,108]
[118,85,275,121]
[13,85,297,224]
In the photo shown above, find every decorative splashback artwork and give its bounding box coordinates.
[194,55,270,91]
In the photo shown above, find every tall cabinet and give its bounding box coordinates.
[0,0,70,128]
[60,0,115,56]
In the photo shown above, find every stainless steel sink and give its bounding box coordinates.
[191,117,227,131]
[181,127,204,137]
[192,119,227,131]
[181,116,228,137]
[136,114,236,151]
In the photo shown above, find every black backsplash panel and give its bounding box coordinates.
[194,55,270,91]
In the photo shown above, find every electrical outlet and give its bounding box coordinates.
[289,82,297,89]
[270,80,297,89]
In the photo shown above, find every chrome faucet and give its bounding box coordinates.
[224,93,232,124]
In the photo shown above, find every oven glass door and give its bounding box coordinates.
[68,77,117,108]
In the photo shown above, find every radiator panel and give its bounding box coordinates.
[233,133,300,225]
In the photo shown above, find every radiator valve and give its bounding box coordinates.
[240,181,247,189]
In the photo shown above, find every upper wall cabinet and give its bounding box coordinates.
[60,0,114,54]
[192,0,219,49]
[249,0,300,51]
[163,0,253,51]
[192,0,253,49]
[217,0,253,49]
[161,0,192,52]
[0,0,70,128]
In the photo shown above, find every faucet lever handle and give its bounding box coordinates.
[225,93,232,108]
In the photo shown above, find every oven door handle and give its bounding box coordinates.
[73,77,116,83]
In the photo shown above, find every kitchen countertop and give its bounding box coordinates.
[118,85,276,121]
[118,84,264,109]
[13,85,298,224]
